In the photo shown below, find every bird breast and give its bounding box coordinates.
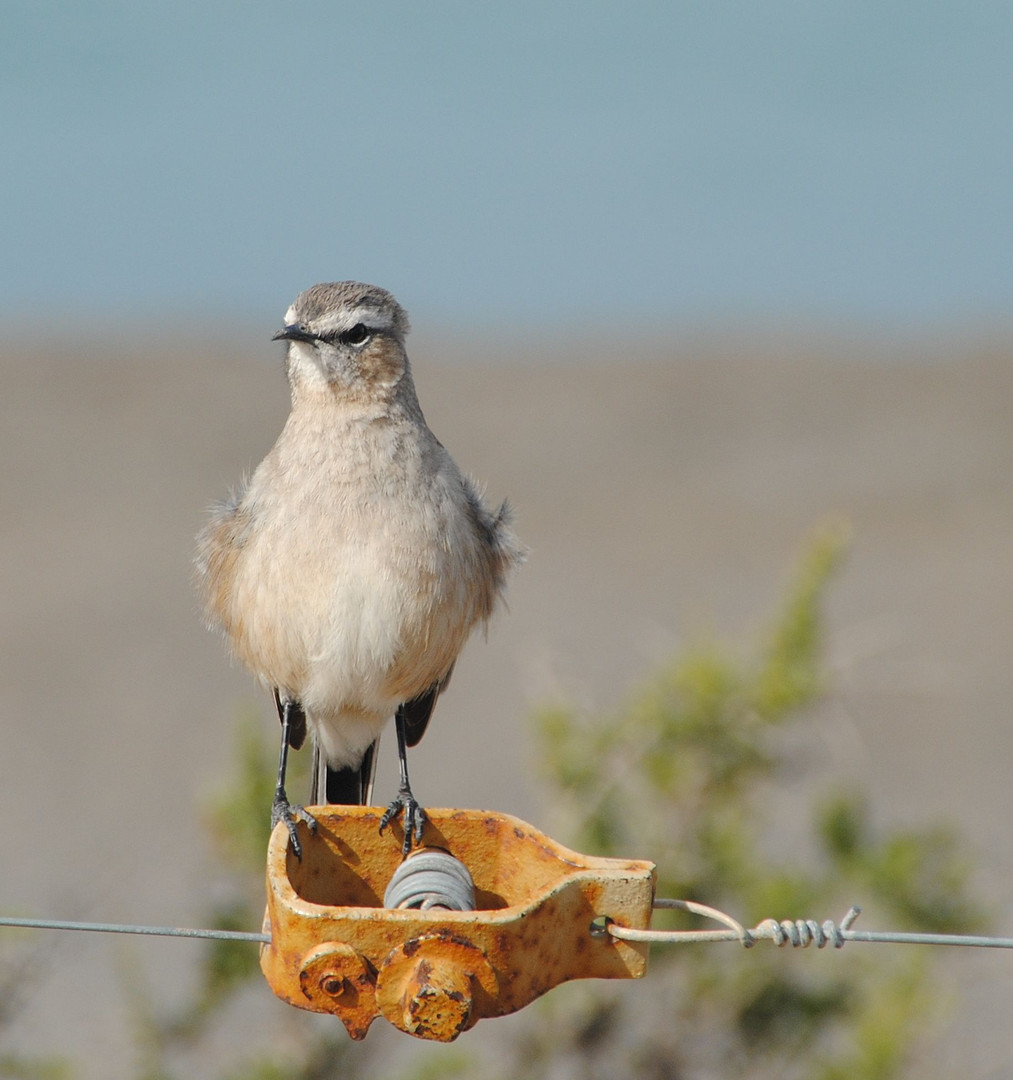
[217,407,487,716]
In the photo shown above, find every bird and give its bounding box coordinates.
[195,281,523,856]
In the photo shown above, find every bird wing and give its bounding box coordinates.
[401,665,455,748]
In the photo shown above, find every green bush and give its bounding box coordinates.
[59,521,983,1079]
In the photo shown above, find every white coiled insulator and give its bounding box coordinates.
[383,848,476,911]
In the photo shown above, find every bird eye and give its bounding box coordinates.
[339,323,371,346]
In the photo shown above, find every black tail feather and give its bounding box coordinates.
[310,739,378,805]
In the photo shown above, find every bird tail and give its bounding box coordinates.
[310,739,379,806]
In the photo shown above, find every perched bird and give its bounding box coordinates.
[196,282,523,855]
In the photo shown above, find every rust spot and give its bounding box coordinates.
[433,930,474,949]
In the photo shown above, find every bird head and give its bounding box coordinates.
[273,282,412,396]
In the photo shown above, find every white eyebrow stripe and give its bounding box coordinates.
[347,304,394,330]
[313,305,395,336]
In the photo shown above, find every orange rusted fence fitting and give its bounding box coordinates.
[260,806,656,1041]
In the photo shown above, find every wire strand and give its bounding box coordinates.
[5,902,1013,953]
[0,916,269,943]
[605,901,1013,950]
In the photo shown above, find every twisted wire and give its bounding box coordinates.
[605,902,1013,950]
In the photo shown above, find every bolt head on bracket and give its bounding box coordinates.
[376,934,497,1040]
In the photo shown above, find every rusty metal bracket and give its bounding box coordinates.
[259,806,656,1041]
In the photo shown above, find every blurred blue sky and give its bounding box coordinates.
[4,1,1011,330]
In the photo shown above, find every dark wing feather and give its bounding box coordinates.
[401,665,454,748]
[273,688,307,750]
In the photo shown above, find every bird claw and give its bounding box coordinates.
[379,786,428,856]
[272,793,317,860]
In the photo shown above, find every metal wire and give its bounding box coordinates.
[5,899,1013,953]
[0,916,269,943]
[605,900,1013,950]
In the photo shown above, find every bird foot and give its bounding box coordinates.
[379,786,429,856]
[271,791,317,860]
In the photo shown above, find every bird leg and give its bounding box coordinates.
[379,705,428,855]
[272,698,317,859]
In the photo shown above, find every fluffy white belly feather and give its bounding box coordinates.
[231,523,469,767]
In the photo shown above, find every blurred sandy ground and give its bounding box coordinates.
[1,324,1011,1075]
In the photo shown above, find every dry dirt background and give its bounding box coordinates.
[1,325,1011,1075]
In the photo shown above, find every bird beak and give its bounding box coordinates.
[272,324,317,343]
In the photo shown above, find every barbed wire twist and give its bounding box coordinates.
[604,899,1013,950]
[603,899,861,948]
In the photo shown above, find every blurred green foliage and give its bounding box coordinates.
[507,521,985,1080]
[0,523,986,1078]
[0,1057,69,1080]
[0,934,71,1079]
